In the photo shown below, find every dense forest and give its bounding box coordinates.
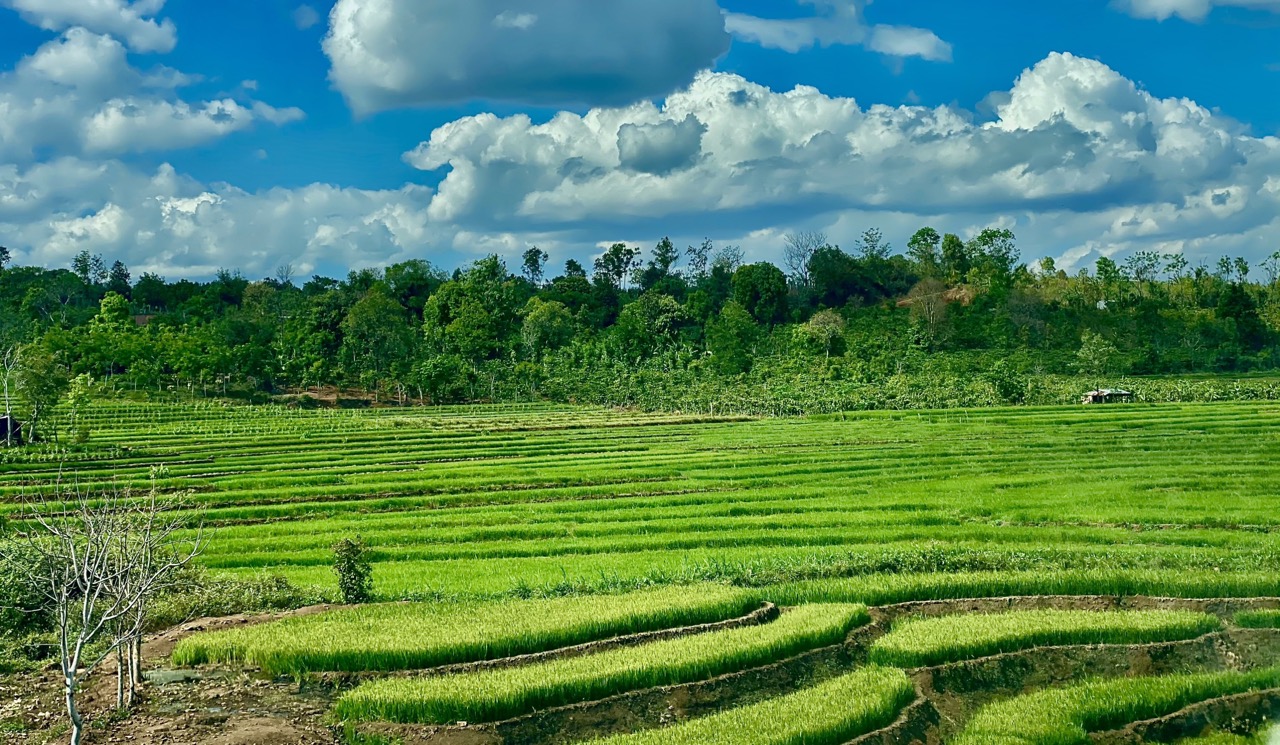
[2,227,1280,425]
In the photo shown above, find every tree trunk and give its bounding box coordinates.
[115,645,125,709]
[65,676,83,745]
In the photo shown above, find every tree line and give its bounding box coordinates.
[1,229,1279,420]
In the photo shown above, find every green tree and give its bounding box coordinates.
[593,243,641,289]
[856,227,891,261]
[340,288,415,381]
[967,228,1019,287]
[706,300,758,374]
[107,261,131,298]
[521,298,574,360]
[612,292,688,361]
[65,373,94,444]
[795,309,846,359]
[422,256,522,362]
[731,263,788,324]
[907,228,942,277]
[685,238,714,281]
[940,233,969,282]
[521,247,549,287]
[908,278,950,350]
[384,260,446,321]
[411,354,474,404]
[1076,330,1120,378]
[14,345,68,442]
[641,237,680,281]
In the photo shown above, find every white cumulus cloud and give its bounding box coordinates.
[725,0,953,61]
[1113,0,1280,21]
[403,53,1280,269]
[0,0,177,53]
[0,29,304,161]
[5,52,1280,279]
[322,0,731,113]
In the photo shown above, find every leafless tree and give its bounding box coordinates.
[6,482,203,744]
[1,347,18,446]
[908,278,951,350]
[783,230,827,287]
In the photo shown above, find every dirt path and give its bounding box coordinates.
[2,605,345,745]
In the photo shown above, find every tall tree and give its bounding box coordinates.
[706,300,758,374]
[521,247,549,287]
[685,238,714,281]
[940,233,969,282]
[635,237,681,291]
[593,243,641,290]
[783,231,826,287]
[107,261,132,298]
[732,263,789,324]
[856,227,891,261]
[906,228,942,277]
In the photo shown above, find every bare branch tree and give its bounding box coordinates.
[5,480,203,744]
[1,346,18,447]
[783,231,827,287]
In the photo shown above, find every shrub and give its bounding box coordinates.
[333,536,373,605]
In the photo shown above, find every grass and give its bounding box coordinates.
[580,666,913,745]
[953,667,1280,745]
[171,585,758,675]
[333,603,867,724]
[1236,610,1280,629]
[869,609,1221,667]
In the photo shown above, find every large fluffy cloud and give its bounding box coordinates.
[7,53,1280,279]
[725,0,952,61]
[0,159,448,278]
[0,0,177,53]
[323,0,731,113]
[403,53,1280,266]
[408,54,1276,222]
[0,29,303,161]
[1114,0,1280,21]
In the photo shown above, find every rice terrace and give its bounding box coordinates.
[3,398,1280,743]
[5,0,1280,742]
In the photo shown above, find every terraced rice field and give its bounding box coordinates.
[4,399,1280,743]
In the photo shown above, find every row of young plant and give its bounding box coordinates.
[172,585,760,675]
[332,604,867,724]
[868,609,1221,667]
[953,667,1280,745]
[169,584,1280,743]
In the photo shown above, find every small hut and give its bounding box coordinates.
[1080,389,1135,405]
[0,415,22,446]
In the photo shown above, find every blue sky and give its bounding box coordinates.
[1,0,1279,279]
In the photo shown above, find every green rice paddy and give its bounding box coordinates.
[170,585,759,674]
[332,603,867,724]
[869,609,1221,667]
[5,399,1279,743]
[953,667,1280,745]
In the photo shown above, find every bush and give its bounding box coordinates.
[146,568,322,632]
[0,539,51,637]
[333,536,373,605]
